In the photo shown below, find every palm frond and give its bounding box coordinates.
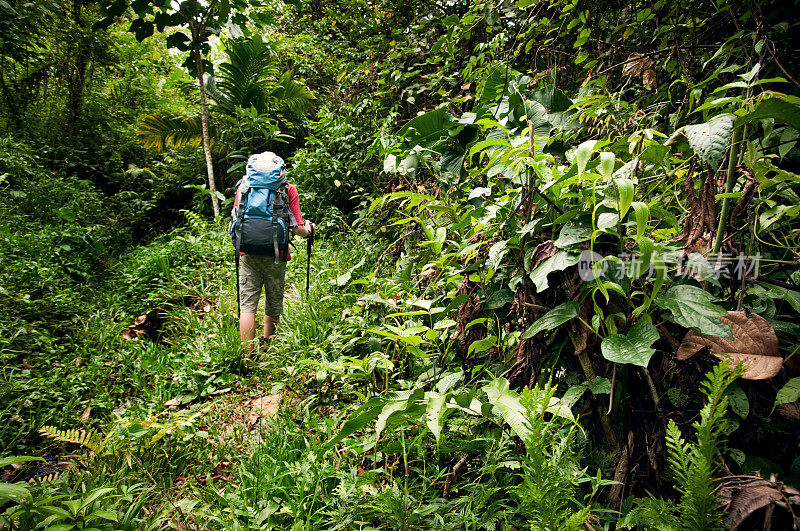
[270,71,315,118]
[217,37,279,113]
[137,114,214,151]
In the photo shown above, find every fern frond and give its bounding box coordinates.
[29,471,59,485]
[39,426,105,454]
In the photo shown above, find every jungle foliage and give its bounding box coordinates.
[1,0,800,529]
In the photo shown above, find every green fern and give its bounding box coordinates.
[664,361,745,531]
[39,426,105,454]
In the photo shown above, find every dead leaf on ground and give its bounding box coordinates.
[192,298,213,317]
[677,311,781,380]
[776,402,800,421]
[210,387,232,396]
[247,394,281,427]
[163,397,182,407]
[80,406,91,420]
[73,356,82,367]
[719,475,800,529]
[621,53,653,77]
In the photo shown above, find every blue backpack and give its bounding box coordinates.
[230,152,298,262]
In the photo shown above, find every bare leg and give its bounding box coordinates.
[263,314,279,339]
[240,311,257,351]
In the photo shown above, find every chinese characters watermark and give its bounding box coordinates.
[578,250,761,282]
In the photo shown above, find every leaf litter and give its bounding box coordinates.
[677,311,782,379]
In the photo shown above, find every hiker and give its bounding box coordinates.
[229,152,315,350]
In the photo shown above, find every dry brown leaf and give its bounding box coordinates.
[121,328,138,341]
[724,484,783,529]
[529,240,556,271]
[163,397,182,407]
[73,356,82,367]
[133,314,148,326]
[677,311,781,380]
[210,387,232,396]
[22,358,32,370]
[621,53,652,77]
[717,474,800,530]
[247,394,281,426]
[80,406,91,421]
[776,402,800,421]
[642,69,658,90]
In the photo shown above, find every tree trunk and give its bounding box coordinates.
[194,40,220,217]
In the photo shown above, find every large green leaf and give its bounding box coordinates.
[0,456,44,468]
[397,107,454,149]
[655,285,732,338]
[520,301,579,339]
[424,391,447,442]
[530,86,572,113]
[529,86,575,129]
[530,250,580,292]
[737,97,800,130]
[775,377,800,407]
[683,114,734,167]
[483,378,531,441]
[478,65,513,104]
[440,146,466,177]
[0,482,31,503]
[601,321,659,367]
[553,219,592,247]
[524,100,552,139]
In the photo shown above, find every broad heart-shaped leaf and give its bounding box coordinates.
[677,311,781,380]
[530,250,580,292]
[440,146,465,177]
[553,219,592,247]
[601,321,659,368]
[655,285,732,338]
[683,114,734,167]
[521,301,579,339]
[524,100,552,140]
[397,107,454,149]
[478,64,512,103]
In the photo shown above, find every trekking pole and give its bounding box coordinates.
[305,223,315,297]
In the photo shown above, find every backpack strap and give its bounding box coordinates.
[233,178,249,250]
[274,183,298,227]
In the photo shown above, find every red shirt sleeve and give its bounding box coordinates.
[287,184,304,226]
[281,184,304,261]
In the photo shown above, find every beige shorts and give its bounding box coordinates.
[239,254,287,316]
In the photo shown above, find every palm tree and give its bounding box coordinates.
[138,36,314,182]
